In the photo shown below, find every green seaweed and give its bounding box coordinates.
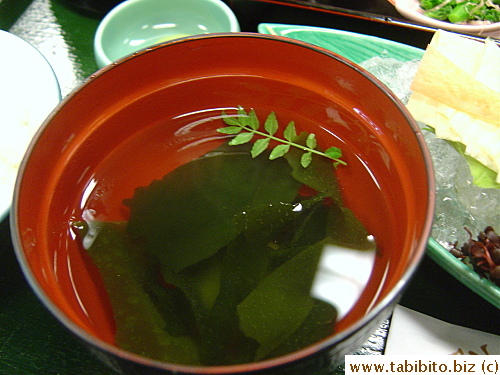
[76,137,375,365]
[73,221,200,365]
[124,142,302,273]
[237,242,324,360]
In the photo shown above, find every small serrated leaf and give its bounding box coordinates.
[269,144,290,160]
[222,114,241,126]
[306,133,317,149]
[221,107,345,169]
[229,132,254,145]
[217,126,243,135]
[237,107,251,127]
[248,109,260,130]
[301,152,312,168]
[283,121,297,141]
[264,112,278,136]
[325,147,342,160]
[251,138,271,158]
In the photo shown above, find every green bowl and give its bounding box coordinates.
[94,0,240,68]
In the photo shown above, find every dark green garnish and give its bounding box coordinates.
[419,0,500,24]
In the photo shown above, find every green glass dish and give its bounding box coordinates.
[258,23,500,310]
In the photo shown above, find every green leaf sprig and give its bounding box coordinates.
[217,107,346,168]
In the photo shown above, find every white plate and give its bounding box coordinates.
[395,0,500,39]
[0,30,61,220]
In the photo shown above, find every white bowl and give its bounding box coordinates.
[0,30,60,220]
[395,0,500,39]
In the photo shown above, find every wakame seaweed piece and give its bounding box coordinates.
[263,299,336,360]
[143,274,198,337]
[287,199,330,248]
[235,202,304,245]
[76,222,198,341]
[160,250,225,328]
[268,200,330,270]
[234,195,324,246]
[325,202,375,250]
[285,134,374,250]
[197,234,269,365]
[283,133,342,205]
[73,221,200,365]
[124,142,302,273]
[237,241,325,361]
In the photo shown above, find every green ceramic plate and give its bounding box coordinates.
[257,23,423,63]
[259,23,500,309]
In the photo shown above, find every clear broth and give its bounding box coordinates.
[55,77,406,356]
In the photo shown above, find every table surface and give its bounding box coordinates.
[0,1,498,374]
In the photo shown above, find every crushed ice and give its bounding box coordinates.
[359,56,500,248]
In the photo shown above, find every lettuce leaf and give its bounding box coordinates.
[446,140,500,189]
[425,126,499,189]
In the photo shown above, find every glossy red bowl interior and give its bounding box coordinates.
[11,33,434,374]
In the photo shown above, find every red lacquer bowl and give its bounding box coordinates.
[11,33,434,375]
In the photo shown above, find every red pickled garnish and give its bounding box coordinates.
[450,226,500,286]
